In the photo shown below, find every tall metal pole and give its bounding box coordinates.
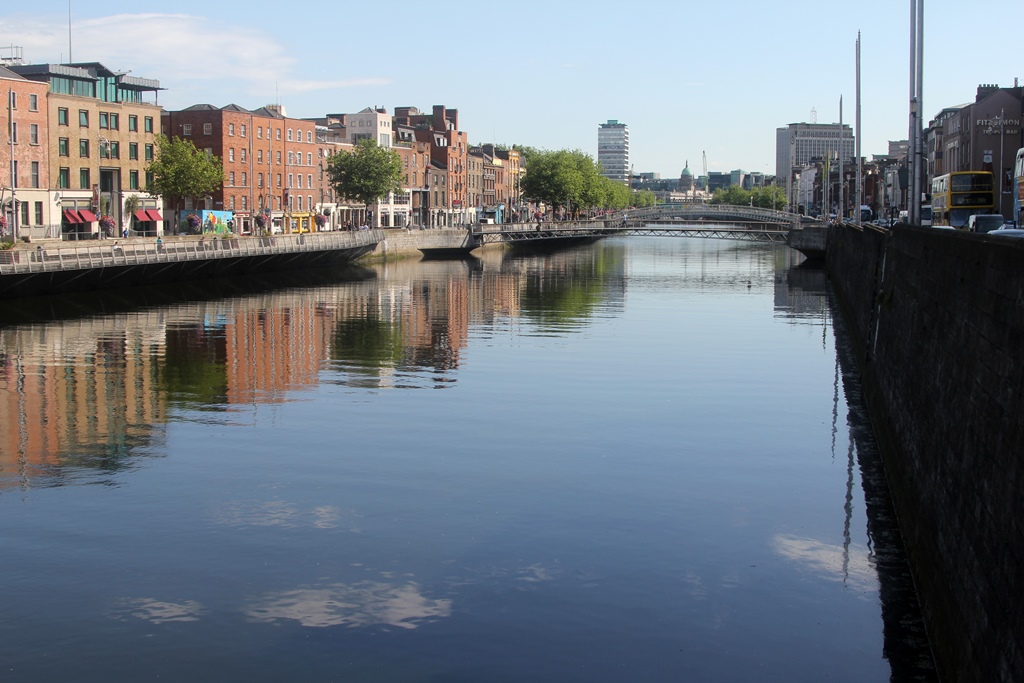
[908,0,917,225]
[915,0,924,223]
[839,96,844,222]
[856,32,863,225]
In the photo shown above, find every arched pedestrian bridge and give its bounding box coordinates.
[467,205,824,255]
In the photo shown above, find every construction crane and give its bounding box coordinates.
[702,151,708,203]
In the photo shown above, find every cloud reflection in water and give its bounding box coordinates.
[246,581,452,629]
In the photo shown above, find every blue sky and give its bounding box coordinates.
[3,1,1021,177]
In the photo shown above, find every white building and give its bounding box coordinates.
[775,122,855,182]
[598,120,629,185]
[346,107,392,148]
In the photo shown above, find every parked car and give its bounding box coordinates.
[987,228,1024,238]
[967,214,1005,233]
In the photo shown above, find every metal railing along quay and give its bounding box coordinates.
[0,230,385,276]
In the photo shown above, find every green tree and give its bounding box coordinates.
[146,135,224,233]
[710,185,752,207]
[326,139,404,214]
[751,185,787,210]
[522,149,608,213]
[632,189,658,208]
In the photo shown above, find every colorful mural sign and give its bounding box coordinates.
[181,210,235,234]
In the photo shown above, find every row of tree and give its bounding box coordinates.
[518,148,655,212]
[709,184,787,210]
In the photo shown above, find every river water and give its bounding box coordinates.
[0,238,936,682]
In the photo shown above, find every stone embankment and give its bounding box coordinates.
[826,222,1023,683]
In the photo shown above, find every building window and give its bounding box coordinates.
[276,151,281,164]
[59,138,69,156]
[257,127,263,140]
[130,170,139,190]
[258,173,263,188]
[29,94,38,112]
[58,108,69,126]
[79,110,89,127]
[297,174,302,189]
[183,123,192,136]
[288,151,294,165]
[257,150,263,163]
[229,148,235,162]
[203,122,212,135]
[79,139,89,157]
[109,113,119,130]
[34,201,43,225]
[31,162,40,188]
[277,173,282,187]
[276,129,281,141]
[241,172,247,187]
[240,148,246,162]
[58,168,70,189]
[9,122,16,143]
[288,173,294,187]
[129,142,138,160]
[99,112,109,129]
[296,195,302,211]
[229,123,235,136]
[79,168,90,189]
[307,174,312,188]
[229,171,235,186]
[287,129,293,141]
[108,141,119,159]
[146,171,154,187]
[144,117,153,133]
[8,91,15,109]
[29,124,38,145]
[229,195,235,210]
[145,144,154,161]
[129,115,138,132]
[21,201,28,227]
[241,125,246,138]
[307,131,312,143]
[242,195,247,210]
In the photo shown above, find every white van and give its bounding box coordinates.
[967,214,1005,233]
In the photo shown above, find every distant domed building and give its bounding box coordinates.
[679,161,694,192]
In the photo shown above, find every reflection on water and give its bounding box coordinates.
[245,581,453,630]
[0,238,934,682]
[1,246,624,489]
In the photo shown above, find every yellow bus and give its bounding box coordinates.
[930,171,995,229]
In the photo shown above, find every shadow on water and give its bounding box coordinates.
[0,264,378,327]
[815,269,938,682]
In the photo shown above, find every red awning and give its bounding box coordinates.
[77,209,98,222]
[134,210,151,222]
[145,210,164,222]
[62,210,81,224]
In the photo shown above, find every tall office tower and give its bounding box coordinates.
[598,120,629,184]
[775,122,855,181]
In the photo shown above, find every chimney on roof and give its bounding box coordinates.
[976,84,999,102]
[265,103,287,117]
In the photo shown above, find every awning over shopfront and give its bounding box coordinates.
[62,210,82,223]
[77,209,98,222]
[145,210,163,222]
[134,210,151,222]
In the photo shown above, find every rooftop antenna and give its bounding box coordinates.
[811,107,817,124]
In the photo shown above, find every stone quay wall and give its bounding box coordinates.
[826,223,1023,683]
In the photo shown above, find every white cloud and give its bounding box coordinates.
[0,13,390,105]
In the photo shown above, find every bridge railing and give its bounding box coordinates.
[0,230,384,276]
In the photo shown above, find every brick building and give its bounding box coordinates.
[394,105,469,226]
[164,103,336,233]
[7,61,163,239]
[1,65,51,240]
